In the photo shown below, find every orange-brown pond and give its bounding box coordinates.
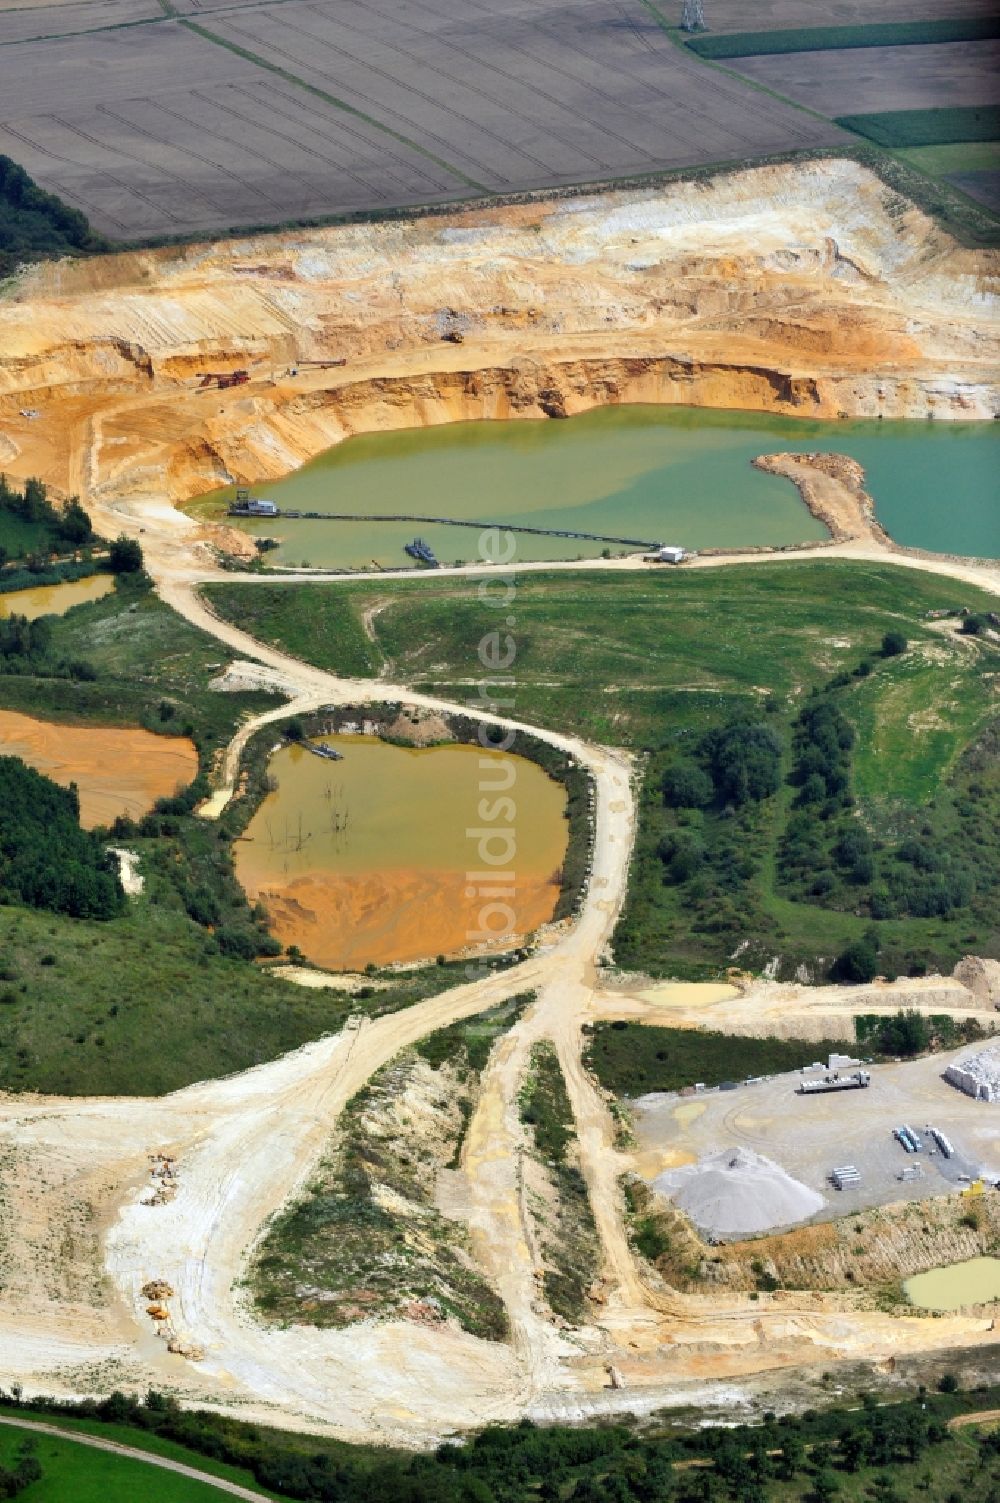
[235,735,569,969]
[0,574,114,619]
[0,709,198,828]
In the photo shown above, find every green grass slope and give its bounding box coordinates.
[207,564,999,979]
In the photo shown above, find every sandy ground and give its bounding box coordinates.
[0,165,997,1443]
[594,971,1000,1040]
[0,708,198,827]
[108,847,143,896]
[239,867,561,971]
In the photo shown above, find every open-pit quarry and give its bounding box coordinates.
[0,157,998,1447]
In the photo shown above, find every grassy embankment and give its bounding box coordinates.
[0,1420,264,1502]
[250,996,531,1337]
[519,1042,601,1324]
[0,582,481,1094]
[206,564,1000,980]
[687,18,1000,58]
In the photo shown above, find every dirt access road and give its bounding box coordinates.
[2,542,996,1442]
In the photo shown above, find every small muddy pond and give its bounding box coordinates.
[0,709,198,828]
[193,406,999,568]
[905,1256,1000,1310]
[235,735,568,969]
[0,573,114,620]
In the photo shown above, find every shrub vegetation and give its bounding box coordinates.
[0,156,105,278]
[0,475,95,567]
[0,759,124,920]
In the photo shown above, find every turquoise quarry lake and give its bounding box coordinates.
[194,407,999,568]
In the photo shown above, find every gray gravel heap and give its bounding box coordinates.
[653,1147,825,1237]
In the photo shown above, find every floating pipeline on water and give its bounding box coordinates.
[227,505,661,550]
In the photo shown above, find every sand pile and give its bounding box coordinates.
[653,1147,825,1237]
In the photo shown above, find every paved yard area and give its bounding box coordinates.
[633,1046,1000,1228]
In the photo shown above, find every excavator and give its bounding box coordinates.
[196,369,250,390]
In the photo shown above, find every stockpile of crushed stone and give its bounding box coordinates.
[653,1147,825,1237]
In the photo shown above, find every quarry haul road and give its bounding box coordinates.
[2,515,997,1444]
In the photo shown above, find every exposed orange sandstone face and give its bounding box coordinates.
[0,709,198,828]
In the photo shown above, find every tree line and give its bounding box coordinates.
[0,758,124,920]
[0,155,105,279]
[0,474,94,568]
[0,1379,994,1502]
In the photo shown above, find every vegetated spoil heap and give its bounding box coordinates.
[945,1044,1000,1101]
[654,1147,826,1237]
[0,158,996,547]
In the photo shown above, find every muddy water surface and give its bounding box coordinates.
[235,736,569,969]
[193,406,998,567]
[0,709,198,827]
[904,1256,1000,1310]
[0,573,114,619]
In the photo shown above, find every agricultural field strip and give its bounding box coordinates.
[0,538,996,1431]
[692,0,996,34]
[686,18,1000,59]
[0,0,844,237]
[732,41,1000,118]
[840,107,1000,148]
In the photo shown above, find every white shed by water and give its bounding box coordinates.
[657,545,686,564]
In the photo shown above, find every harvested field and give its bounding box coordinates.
[734,41,1000,117]
[0,0,845,239]
[951,170,1000,212]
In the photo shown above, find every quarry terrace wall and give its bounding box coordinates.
[0,158,996,510]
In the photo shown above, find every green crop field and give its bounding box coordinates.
[686,18,1000,58]
[837,106,1000,147]
[895,141,1000,178]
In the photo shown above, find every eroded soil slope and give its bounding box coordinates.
[0,159,996,544]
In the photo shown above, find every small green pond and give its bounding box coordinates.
[191,406,999,569]
[904,1256,1000,1310]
